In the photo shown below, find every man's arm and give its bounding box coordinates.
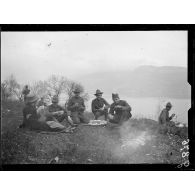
[79,98,85,111]
[91,100,96,113]
[103,98,110,108]
[67,98,75,111]
[121,101,131,111]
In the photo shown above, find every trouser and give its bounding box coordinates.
[159,121,176,134]
[54,114,66,123]
[70,112,89,124]
[24,120,53,131]
[109,111,132,125]
[93,109,108,120]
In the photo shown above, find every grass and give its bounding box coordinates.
[1,100,188,165]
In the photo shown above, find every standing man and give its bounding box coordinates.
[159,102,175,125]
[22,85,30,103]
[91,89,110,120]
[108,93,132,125]
[67,88,88,124]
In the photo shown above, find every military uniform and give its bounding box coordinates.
[48,104,68,123]
[92,97,110,120]
[22,104,52,131]
[109,100,132,124]
[67,96,88,124]
[159,108,174,125]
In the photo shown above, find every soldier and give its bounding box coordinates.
[67,88,88,124]
[159,102,175,125]
[48,95,67,122]
[48,95,74,127]
[20,94,54,131]
[91,89,110,120]
[22,85,30,103]
[108,93,132,125]
[20,94,74,132]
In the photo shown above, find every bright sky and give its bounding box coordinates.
[1,31,187,84]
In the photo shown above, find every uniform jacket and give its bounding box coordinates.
[159,108,172,124]
[48,104,65,113]
[109,100,131,116]
[91,97,110,113]
[23,104,39,126]
[67,96,85,113]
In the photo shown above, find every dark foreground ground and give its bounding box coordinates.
[1,100,188,164]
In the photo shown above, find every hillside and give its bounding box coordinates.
[1,100,188,165]
[77,66,190,99]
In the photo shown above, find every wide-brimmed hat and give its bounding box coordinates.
[94,89,103,96]
[166,102,172,108]
[112,93,119,99]
[52,95,59,103]
[73,88,81,93]
[26,94,39,104]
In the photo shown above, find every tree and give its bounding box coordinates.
[65,80,89,105]
[30,80,49,98]
[1,81,11,101]
[1,75,23,101]
[8,75,23,101]
[46,75,68,97]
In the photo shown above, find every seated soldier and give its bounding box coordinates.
[159,102,175,126]
[67,88,89,124]
[20,94,70,132]
[91,89,110,120]
[48,95,75,127]
[48,95,67,122]
[108,93,132,125]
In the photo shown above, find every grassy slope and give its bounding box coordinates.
[1,100,188,164]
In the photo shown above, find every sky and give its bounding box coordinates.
[1,31,187,84]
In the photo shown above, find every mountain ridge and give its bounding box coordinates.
[76,66,190,99]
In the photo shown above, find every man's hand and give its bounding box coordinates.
[79,106,85,111]
[52,111,64,116]
[171,113,176,118]
[115,105,122,109]
[26,114,32,119]
[74,103,79,107]
[104,105,109,109]
[98,107,104,111]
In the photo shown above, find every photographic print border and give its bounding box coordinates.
[0,24,194,171]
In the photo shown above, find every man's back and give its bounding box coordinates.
[159,108,169,124]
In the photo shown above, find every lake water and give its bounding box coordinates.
[58,95,190,125]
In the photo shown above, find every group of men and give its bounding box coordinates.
[21,85,176,132]
[47,88,132,126]
[20,87,133,132]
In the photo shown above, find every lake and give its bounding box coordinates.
[58,95,190,125]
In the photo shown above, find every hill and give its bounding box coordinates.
[1,100,188,165]
[77,66,190,99]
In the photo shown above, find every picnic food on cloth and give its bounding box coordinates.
[88,120,107,126]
